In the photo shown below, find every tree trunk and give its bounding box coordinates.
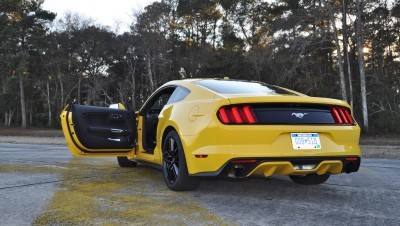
[131,74,136,110]
[10,111,13,127]
[326,0,348,102]
[58,72,64,109]
[146,55,155,92]
[2,74,7,127]
[47,80,52,127]
[29,101,33,125]
[356,0,368,131]
[5,112,8,127]
[19,65,27,129]
[7,110,13,127]
[77,77,81,104]
[342,0,354,108]
[128,60,137,110]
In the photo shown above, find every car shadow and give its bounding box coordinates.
[136,165,341,196]
[193,175,348,202]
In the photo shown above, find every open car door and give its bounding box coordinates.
[60,104,137,156]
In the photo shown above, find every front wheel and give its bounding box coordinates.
[162,130,201,191]
[289,174,330,185]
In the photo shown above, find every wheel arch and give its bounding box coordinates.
[159,125,178,161]
[160,124,201,190]
[159,125,193,171]
[161,126,177,147]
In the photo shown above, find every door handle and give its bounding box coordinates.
[88,127,129,135]
[111,114,122,119]
[111,128,129,134]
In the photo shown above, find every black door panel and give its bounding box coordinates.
[69,104,136,150]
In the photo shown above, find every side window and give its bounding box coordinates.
[166,87,191,105]
[151,93,172,110]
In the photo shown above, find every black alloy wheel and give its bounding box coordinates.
[163,135,179,185]
[162,130,200,191]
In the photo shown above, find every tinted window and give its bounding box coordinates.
[151,93,172,110]
[166,87,191,104]
[195,80,296,95]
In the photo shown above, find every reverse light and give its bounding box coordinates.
[217,105,258,124]
[293,164,317,170]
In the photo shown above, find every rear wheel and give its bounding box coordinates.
[117,157,138,167]
[289,174,330,185]
[162,130,201,191]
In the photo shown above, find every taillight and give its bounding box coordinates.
[344,109,355,124]
[218,108,230,124]
[346,157,359,161]
[242,106,256,123]
[217,105,258,124]
[330,106,355,125]
[231,107,243,123]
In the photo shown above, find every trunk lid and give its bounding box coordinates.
[225,95,349,107]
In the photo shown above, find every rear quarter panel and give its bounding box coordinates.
[155,82,230,164]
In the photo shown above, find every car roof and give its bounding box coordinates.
[163,78,302,97]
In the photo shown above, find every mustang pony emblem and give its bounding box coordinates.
[291,112,308,118]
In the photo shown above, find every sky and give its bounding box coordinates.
[42,0,158,33]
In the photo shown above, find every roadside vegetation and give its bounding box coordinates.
[1,0,400,135]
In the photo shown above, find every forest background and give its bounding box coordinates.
[1,0,400,135]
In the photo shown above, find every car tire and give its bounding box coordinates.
[117,156,138,167]
[289,174,330,185]
[162,130,201,191]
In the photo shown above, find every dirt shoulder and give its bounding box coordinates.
[0,128,63,137]
[360,135,400,146]
[360,145,400,160]
[0,128,399,159]
[0,128,65,145]
[0,136,65,145]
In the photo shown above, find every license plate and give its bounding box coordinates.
[291,133,321,150]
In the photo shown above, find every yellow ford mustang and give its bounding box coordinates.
[61,79,361,191]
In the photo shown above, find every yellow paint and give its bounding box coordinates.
[32,157,228,225]
[60,79,361,177]
[0,164,65,174]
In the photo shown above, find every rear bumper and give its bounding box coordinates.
[182,125,361,174]
[192,156,361,177]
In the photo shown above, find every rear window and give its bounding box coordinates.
[195,80,296,95]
